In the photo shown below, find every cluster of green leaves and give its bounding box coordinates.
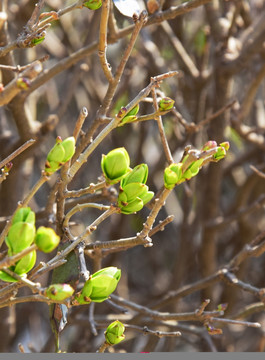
[0,207,60,282]
[101,147,154,214]
[164,141,230,190]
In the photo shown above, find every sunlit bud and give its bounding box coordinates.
[121,164,148,187]
[201,141,217,151]
[119,197,144,214]
[45,136,76,175]
[101,147,131,184]
[158,97,175,111]
[5,222,36,254]
[83,0,102,10]
[120,104,140,125]
[75,267,121,304]
[182,158,204,180]
[164,163,183,189]
[35,226,60,253]
[45,283,75,301]
[16,77,31,90]
[105,320,125,345]
[219,141,230,151]
[119,183,147,204]
[213,146,227,161]
[61,136,76,163]
[13,250,36,275]
[12,207,35,226]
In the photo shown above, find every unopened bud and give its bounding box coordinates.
[35,226,60,253]
[45,283,75,301]
[101,147,131,184]
[105,320,125,345]
[158,97,175,111]
[83,0,102,10]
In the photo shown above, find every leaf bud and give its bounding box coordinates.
[35,226,60,253]
[45,283,75,301]
[5,222,36,254]
[83,0,102,10]
[201,141,217,151]
[101,147,131,184]
[121,164,148,187]
[105,320,125,345]
[75,267,121,304]
[158,97,175,111]
[12,207,35,226]
[13,250,36,275]
[164,163,183,189]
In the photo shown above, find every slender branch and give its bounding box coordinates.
[0,294,69,309]
[151,88,174,164]
[73,107,88,141]
[0,244,37,270]
[49,206,118,265]
[65,180,106,198]
[0,139,35,170]
[98,0,113,82]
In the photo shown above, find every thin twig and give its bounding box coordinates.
[151,88,174,164]
[98,0,113,82]
[73,107,88,141]
[0,139,35,170]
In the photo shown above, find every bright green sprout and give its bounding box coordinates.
[101,147,131,184]
[75,267,121,305]
[105,320,125,345]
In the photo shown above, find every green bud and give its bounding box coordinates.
[13,250,36,275]
[219,141,230,151]
[45,136,76,175]
[119,183,147,204]
[213,146,227,161]
[0,250,36,283]
[118,197,144,215]
[61,136,76,163]
[83,0,102,10]
[0,270,18,283]
[75,267,121,304]
[12,207,35,226]
[30,33,45,46]
[164,163,183,189]
[5,222,36,254]
[101,147,131,184]
[118,183,154,214]
[140,190,154,205]
[105,320,125,345]
[35,226,60,253]
[120,104,140,125]
[121,164,148,187]
[45,283,75,301]
[182,158,204,180]
[158,97,175,111]
[201,141,217,151]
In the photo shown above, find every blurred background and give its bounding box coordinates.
[1,0,265,352]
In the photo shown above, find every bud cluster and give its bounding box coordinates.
[0,207,60,282]
[45,136,76,175]
[164,141,230,189]
[101,147,154,214]
[118,163,154,214]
